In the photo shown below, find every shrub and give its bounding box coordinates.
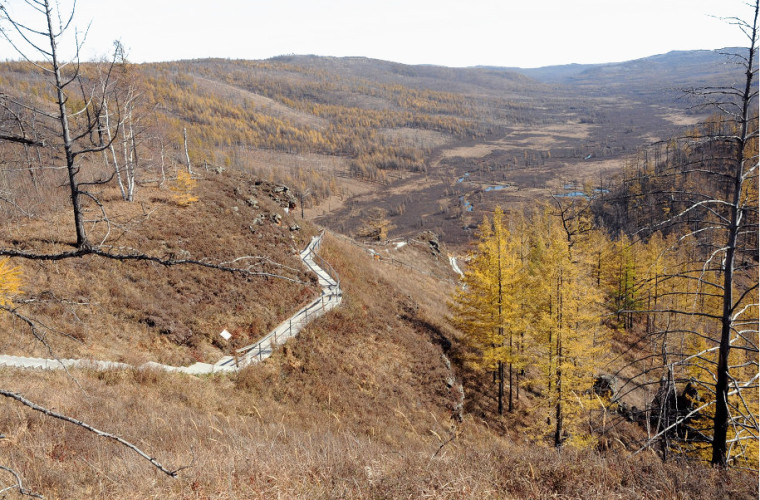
[170,170,199,207]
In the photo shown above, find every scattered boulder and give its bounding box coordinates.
[618,380,707,441]
[593,374,618,399]
[419,231,441,256]
[269,192,298,210]
[141,315,193,345]
[429,239,440,254]
[617,403,639,422]
[650,381,703,421]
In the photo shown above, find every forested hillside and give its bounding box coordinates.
[0,0,757,497]
[3,42,745,236]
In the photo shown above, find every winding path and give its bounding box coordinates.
[0,232,341,376]
[448,255,464,279]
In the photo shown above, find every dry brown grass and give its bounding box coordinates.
[0,174,755,498]
[0,170,317,364]
[0,260,754,498]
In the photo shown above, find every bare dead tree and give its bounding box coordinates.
[0,0,123,250]
[183,126,192,175]
[0,2,191,486]
[0,1,307,491]
[0,0,303,278]
[603,1,759,468]
[698,2,759,467]
[656,1,760,467]
[98,41,142,202]
[98,46,130,201]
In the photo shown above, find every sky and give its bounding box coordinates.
[0,0,754,68]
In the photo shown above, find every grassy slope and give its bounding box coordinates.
[0,187,756,496]
[0,171,317,365]
[0,57,757,496]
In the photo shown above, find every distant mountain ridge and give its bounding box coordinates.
[491,47,748,89]
[257,48,752,100]
[263,54,536,93]
[176,47,750,105]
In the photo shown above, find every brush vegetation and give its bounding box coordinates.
[0,217,756,497]
[0,0,757,495]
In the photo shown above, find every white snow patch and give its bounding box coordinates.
[449,255,464,278]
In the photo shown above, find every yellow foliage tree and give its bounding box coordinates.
[520,209,608,447]
[450,206,608,441]
[357,208,394,241]
[170,170,199,207]
[0,258,21,309]
[449,207,524,414]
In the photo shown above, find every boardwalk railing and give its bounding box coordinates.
[0,231,342,376]
[215,231,341,369]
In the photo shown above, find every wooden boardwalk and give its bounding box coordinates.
[0,232,341,376]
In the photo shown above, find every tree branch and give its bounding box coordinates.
[0,464,43,498]
[0,389,184,477]
[0,132,43,146]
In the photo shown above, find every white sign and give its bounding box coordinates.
[220,329,232,340]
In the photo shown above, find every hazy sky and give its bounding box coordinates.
[1,0,754,68]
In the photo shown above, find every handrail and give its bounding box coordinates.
[0,231,343,375]
[217,231,342,368]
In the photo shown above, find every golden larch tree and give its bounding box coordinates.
[0,258,21,309]
[524,209,608,447]
[170,170,199,207]
[449,207,523,414]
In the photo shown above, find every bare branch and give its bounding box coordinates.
[0,464,43,498]
[0,389,183,477]
[0,246,305,283]
[0,132,43,146]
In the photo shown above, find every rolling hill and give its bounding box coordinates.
[504,48,745,88]
[0,46,757,497]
